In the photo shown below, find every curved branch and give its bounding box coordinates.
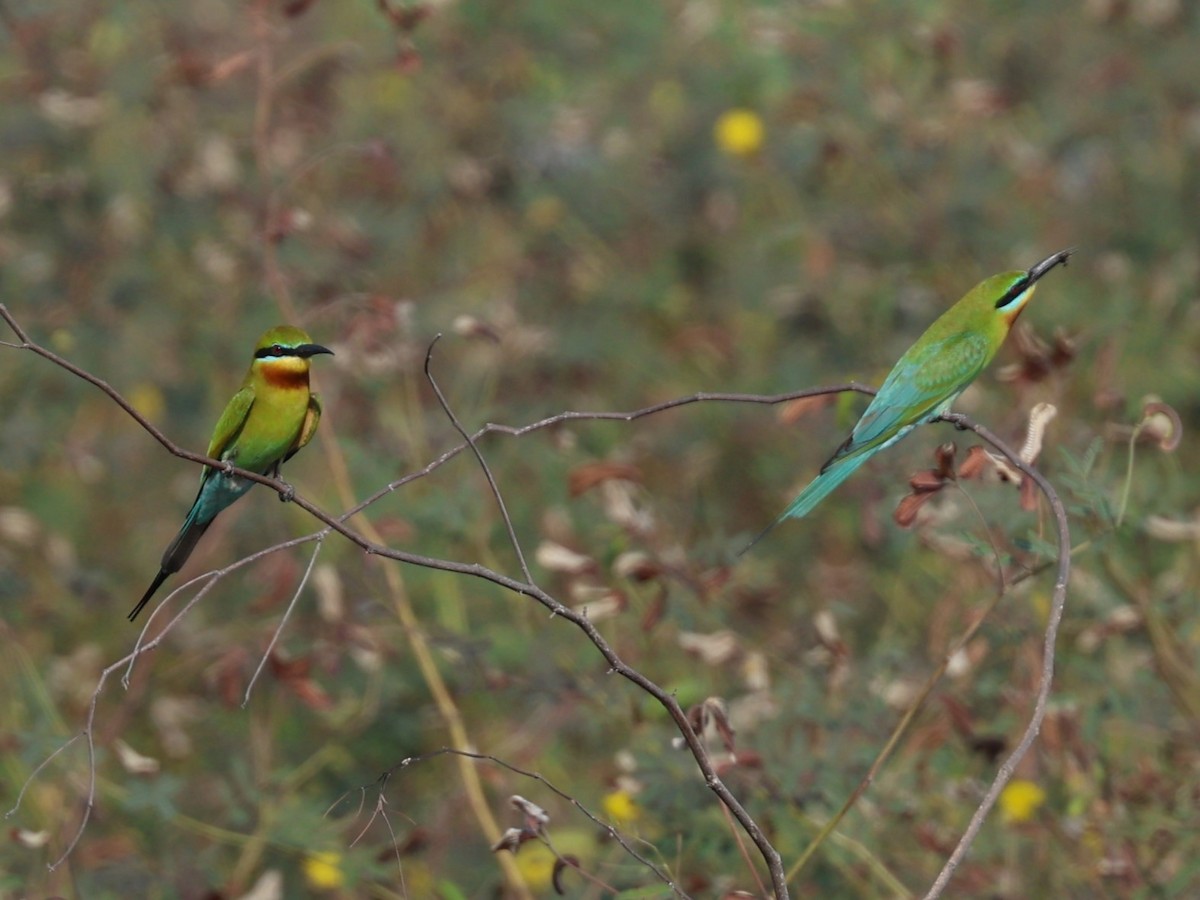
[919,413,1070,898]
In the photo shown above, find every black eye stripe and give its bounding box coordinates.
[994,276,1031,309]
[254,343,296,359]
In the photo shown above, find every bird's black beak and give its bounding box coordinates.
[296,343,334,358]
[1027,248,1074,285]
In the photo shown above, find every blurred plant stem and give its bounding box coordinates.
[1102,555,1200,722]
[248,4,530,894]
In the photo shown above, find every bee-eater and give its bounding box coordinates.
[129,326,333,621]
[744,249,1072,552]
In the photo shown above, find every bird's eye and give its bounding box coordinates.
[272,344,284,356]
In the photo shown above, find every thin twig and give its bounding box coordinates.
[423,334,534,583]
[922,413,1071,898]
[335,382,876,529]
[243,536,325,706]
[4,734,83,820]
[124,535,323,687]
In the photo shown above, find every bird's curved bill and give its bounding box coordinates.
[1027,248,1074,284]
[296,343,334,358]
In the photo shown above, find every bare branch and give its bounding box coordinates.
[244,536,326,706]
[921,413,1071,898]
[423,334,534,583]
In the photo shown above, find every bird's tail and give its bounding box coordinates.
[127,512,214,621]
[738,452,871,556]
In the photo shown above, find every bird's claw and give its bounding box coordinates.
[278,482,295,503]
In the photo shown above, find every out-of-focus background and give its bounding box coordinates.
[2,1,1197,896]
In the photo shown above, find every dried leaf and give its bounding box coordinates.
[777,393,834,426]
[452,314,502,343]
[939,694,975,739]
[114,739,160,775]
[678,630,739,665]
[705,698,737,753]
[510,794,550,828]
[270,653,333,711]
[639,587,668,632]
[287,676,334,712]
[209,50,256,83]
[1019,473,1040,511]
[491,827,532,853]
[1139,399,1182,452]
[908,469,946,493]
[934,441,957,477]
[957,445,992,480]
[552,854,580,895]
[11,828,51,848]
[613,551,659,581]
[894,491,934,528]
[1143,514,1200,542]
[997,323,1072,385]
[567,461,641,497]
[313,563,344,622]
[283,0,320,17]
[812,609,841,648]
[569,585,625,620]
[535,540,595,575]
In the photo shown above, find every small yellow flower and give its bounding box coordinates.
[129,382,166,423]
[525,195,565,231]
[303,851,346,890]
[714,109,765,157]
[999,779,1046,824]
[513,841,556,891]
[50,328,75,353]
[602,789,641,828]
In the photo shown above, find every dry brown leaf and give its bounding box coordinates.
[567,461,641,496]
[777,393,834,426]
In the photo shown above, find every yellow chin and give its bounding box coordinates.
[258,356,310,374]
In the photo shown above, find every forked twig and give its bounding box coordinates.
[243,537,325,706]
[423,333,534,584]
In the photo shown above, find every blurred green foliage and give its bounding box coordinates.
[1,0,1199,896]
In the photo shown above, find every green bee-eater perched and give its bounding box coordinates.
[129,326,333,621]
[745,249,1072,552]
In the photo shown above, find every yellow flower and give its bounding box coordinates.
[303,851,346,890]
[129,382,166,423]
[714,109,765,157]
[50,328,75,353]
[513,841,556,891]
[999,779,1046,824]
[602,789,641,828]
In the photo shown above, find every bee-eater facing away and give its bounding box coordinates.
[743,249,1073,553]
[129,326,333,621]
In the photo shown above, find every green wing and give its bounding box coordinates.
[283,392,322,464]
[833,330,992,466]
[206,385,256,461]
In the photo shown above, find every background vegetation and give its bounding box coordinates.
[1,0,1198,896]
